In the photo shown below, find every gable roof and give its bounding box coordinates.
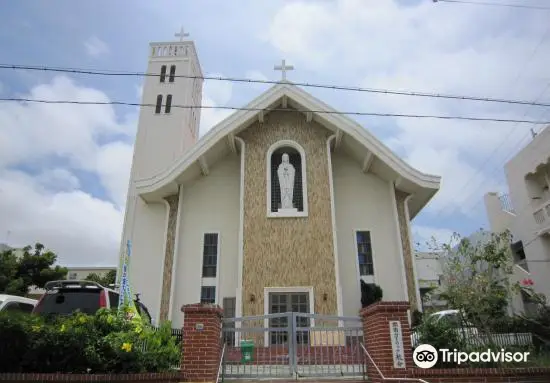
[135,82,441,218]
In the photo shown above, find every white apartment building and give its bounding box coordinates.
[415,252,447,311]
[484,126,550,314]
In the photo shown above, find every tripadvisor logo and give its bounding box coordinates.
[413,344,530,368]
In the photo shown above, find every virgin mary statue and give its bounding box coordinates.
[277,153,295,210]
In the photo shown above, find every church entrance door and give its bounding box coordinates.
[268,292,310,346]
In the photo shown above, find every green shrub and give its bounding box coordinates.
[0,311,43,373]
[360,281,383,307]
[417,317,465,368]
[0,309,180,374]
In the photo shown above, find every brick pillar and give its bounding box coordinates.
[360,302,413,383]
[181,303,223,383]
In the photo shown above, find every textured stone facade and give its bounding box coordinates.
[159,193,180,322]
[238,110,337,318]
[394,189,418,311]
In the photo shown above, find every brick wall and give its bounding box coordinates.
[0,373,180,383]
[360,301,550,383]
[410,367,550,382]
[181,303,224,382]
[360,301,413,383]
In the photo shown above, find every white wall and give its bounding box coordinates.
[483,127,550,312]
[415,253,442,284]
[484,193,515,234]
[127,198,168,324]
[117,41,204,323]
[172,156,240,327]
[505,128,550,305]
[332,153,407,317]
[132,43,202,180]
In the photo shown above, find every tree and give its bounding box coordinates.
[0,243,68,296]
[84,269,116,287]
[429,229,519,337]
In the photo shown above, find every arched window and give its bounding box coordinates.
[160,65,167,83]
[266,140,308,217]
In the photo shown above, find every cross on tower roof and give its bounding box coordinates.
[274,59,294,81]
[175,26,190,42]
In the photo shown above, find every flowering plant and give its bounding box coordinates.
[0,309,179,374]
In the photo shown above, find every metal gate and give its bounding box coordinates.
[221,312,366,379]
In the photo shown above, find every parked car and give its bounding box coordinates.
[0,294,38,314]
[32,280,152,324]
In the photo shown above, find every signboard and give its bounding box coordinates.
[389,320,406,368]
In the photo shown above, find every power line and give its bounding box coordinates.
[2,64,550,109]
[433,83,550,219]
[1,97,549,124]
[429,19,550,219]
[454,87,550,218]
[434,0,550,10]
[462,123,547,215]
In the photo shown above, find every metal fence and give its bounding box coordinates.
[411,327,533,349]
[221,312,366,379]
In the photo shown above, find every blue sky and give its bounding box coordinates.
[0,0,549,266]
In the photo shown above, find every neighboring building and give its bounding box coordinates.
[0,243,24,257]
[415,252,447,311]
[117,31,441,329]
[63,266,116,281]
[484,125,550,314]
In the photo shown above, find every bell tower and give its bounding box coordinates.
[132,27,203,180]
[116,29,203,314]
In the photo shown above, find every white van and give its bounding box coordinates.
[0,294,38,314]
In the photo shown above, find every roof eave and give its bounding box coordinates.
[135,83,442,207]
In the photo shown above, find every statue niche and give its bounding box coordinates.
[269,146,304,214]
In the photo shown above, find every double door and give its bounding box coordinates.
[268,292,310,345]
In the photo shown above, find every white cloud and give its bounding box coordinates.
[264,0,550,222]
[0,170,122,267]
[0,76,134,266]
[245,70,271,91]
[199,74,234,136]
[36,168,80,192]
[84,36,110,58]
[135,84,143,100]
[94,142,133,207]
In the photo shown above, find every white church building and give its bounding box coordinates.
[117,31,441,328]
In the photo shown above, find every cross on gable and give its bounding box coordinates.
[274,59,294,81]
[175,26,190,42]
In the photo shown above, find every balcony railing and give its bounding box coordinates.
[499,193,515,214]
[533,199,550,234]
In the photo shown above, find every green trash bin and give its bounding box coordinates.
[240,339,254,363]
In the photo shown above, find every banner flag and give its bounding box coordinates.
[117,240,141,322]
